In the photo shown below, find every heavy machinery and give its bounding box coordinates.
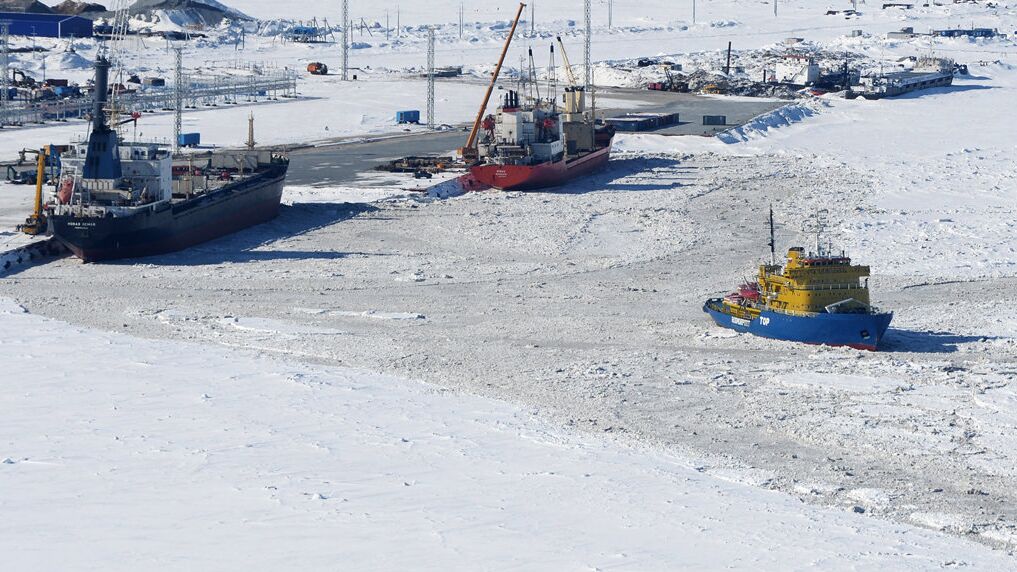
[17,147,50,236]
[307,62,329,75]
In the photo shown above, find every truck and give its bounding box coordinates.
[307,62,328,75]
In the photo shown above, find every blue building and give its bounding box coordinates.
[0,12,94,39]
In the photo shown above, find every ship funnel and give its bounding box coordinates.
[82,55,122,180]
[92,56,112,133]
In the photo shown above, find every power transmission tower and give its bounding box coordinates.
[0,22,10,129]
[173,47,183,153]
[341,0,349,80]
[584,0,594,120]
[426,27,435,129]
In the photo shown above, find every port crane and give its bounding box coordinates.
[461,2,526,161]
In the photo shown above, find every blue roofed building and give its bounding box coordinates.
[0,12,94,38]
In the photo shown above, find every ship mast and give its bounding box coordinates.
[768,205,776,265]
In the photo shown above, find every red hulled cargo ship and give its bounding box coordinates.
[461,4,613,192]
[469,90,615,191]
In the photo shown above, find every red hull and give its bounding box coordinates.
[470,142,613,191]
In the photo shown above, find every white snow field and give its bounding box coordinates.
[1,298,1014,571]
[2,0,1017,568]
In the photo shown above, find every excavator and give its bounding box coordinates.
[17,147,50,236]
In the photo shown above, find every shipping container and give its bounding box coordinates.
[396,110,421,124]
[177,133,201,147]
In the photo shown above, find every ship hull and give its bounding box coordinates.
[48,163,288,262]
[703,299,893,351]
[470,141,613,191]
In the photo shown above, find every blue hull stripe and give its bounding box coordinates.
[703,300,893,350]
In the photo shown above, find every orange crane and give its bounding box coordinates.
[460,2,526,161]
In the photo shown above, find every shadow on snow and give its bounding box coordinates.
[111,201,379,266]
[881,328,998,353]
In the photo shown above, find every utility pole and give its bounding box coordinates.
[693,0,696,25]
[426,27,435,129]
[609,0,613,30]
[774,0,778,17]
[530,2,534,36]
[385,11,389,41]
[460,4,464,39]
[341,0,349,80]
[173,47,183,153]
[396,6,400,38]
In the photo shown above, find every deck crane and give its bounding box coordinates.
[461,2,526,161]
[555,36,586,121]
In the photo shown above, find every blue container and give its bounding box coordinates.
[177,132,201,147]
[53,86,81,98]
[396,110,420,124]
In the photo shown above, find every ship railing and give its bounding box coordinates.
[786,283,866,292]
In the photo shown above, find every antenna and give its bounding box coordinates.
[768,205,776,265]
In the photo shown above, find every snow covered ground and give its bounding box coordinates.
[4,0,1017,567]
[3,298,1016,570]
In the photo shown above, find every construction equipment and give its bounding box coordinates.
[555,36,587,121]
[17,147,49,236]
[307,62,329,75]
[460,2,526,161]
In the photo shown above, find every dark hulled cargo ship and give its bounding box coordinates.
[45,55,289,262]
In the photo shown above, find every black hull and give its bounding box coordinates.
[49,163,288,262]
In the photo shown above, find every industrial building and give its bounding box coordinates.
[0,12,94,38]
